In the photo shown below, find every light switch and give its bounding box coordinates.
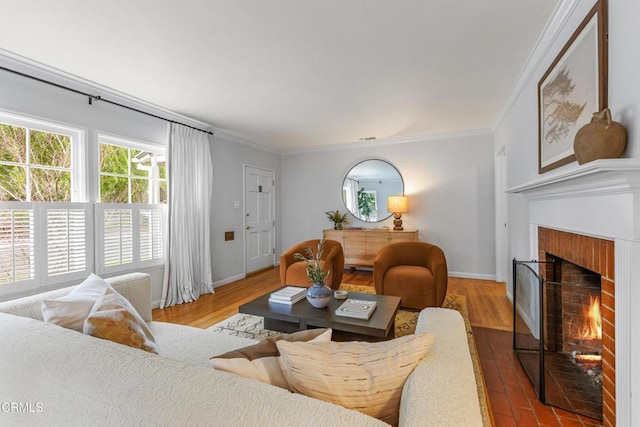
[233,200,240,209]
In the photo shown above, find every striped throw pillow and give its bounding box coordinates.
[276,333,435,425]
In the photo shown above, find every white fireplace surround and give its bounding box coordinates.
[508,158,640,426]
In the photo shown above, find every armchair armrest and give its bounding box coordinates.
[279,243,304,285]
[373,246,399,295]
[424,245,448,306]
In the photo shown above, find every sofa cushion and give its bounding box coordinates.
[41,273,112,331]
[83,287,158,353]
[210,328,331,388]
[148,322,256,367]
[276,332,435,425]
[402,308,484,426]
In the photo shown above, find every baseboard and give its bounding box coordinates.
[448,271,497,281]
[213,273,246,288]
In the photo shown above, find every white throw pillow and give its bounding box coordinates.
[42,273,113,331]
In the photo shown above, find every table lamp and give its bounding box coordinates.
[387,196,408,231]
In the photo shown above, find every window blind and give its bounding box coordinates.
[103,208,133,267]
[47,208,87,276]
[0,208,34,285]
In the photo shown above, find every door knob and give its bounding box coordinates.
[246,225,254,229]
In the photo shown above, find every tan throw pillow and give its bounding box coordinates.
[210,328,332,389]
[83,287,158,354]
[276,333,435,425]
[42,273,113,331]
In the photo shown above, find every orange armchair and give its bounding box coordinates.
[373,241,448,310]
[280,239,344,290]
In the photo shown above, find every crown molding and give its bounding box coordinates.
[281,128,493,155]
[211,127,280,154]
[0,49,289,152]
[0,48,214,130]
[492,0,581,131]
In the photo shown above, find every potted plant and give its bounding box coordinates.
[357,188,376,220]
[294,238,332,308]
[325,210,349,230]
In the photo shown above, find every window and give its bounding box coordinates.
[0,111,167,295]
[99,137,166,204]
[0,123,72,202]
[0,113,89,293]
[96,135,166,274]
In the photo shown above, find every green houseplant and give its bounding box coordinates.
[357,188,376,220]
[325,210,349,230]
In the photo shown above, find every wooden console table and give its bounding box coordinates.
[323,228,418,267]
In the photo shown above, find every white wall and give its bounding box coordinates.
[495,0,640,280]
[281,132,496,279]
[209,137,281,286]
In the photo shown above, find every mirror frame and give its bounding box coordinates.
[341,159,404,223]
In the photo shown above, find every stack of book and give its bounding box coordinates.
[268,286,307,305]
[335,299,377,319]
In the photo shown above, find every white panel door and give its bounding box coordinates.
[244,166,275,274]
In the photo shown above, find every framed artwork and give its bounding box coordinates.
[538,0,607,174]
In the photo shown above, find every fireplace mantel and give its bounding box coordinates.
[504,158,640,426]
[506,158,640,200]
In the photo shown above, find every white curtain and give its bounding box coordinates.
[160,124,214,308]
[344,178,359,214]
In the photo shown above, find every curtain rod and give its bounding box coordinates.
[0,64,214,135]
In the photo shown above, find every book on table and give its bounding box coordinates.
[269,286,307,305]
[335,298,377,320]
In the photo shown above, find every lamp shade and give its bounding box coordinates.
[387,196,408,213]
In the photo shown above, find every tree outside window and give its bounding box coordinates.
[0,124,72,202]
[99,142,166,204]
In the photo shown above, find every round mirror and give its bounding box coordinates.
[342,159,404,222]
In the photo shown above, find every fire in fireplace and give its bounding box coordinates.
[513,258,603,421]
[579,296,602,340]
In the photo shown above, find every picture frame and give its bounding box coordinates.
[538,0,607,174]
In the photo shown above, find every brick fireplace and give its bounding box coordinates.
[539,227,615,424]
[507,159,640,427]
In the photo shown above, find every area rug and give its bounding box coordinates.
[209,284,491,427]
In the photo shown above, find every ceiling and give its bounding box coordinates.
[0,0,558,152]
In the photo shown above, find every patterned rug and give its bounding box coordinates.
[208,284,491,426]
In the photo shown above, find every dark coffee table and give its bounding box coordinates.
[239,288,401,341]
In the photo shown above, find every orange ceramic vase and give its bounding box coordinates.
[573,108,627,165]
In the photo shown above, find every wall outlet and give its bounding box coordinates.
[224,231,234,241]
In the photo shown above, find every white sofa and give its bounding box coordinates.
[0,273,483,426]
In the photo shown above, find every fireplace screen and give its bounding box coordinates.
[513,259,602,420]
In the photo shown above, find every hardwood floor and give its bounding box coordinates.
[152,268,513,330]
[152,268,282,328]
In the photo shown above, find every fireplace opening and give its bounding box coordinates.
[513,258,602,421]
